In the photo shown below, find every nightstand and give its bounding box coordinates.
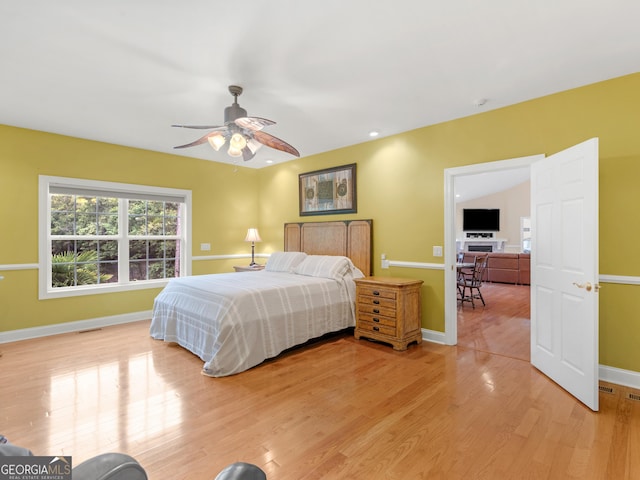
[354,276,423,351]
[233,265,265,272]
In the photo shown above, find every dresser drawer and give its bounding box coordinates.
[357,285,396,300]
[356,320,396,337]
[357,304,396,317]
[357,312,397,327]
[356,295,396,310]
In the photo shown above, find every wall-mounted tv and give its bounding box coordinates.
[463,208,500,231]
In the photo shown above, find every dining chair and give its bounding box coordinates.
[456,252,471,299]
[456,252,472,301]
[456,252,475,280]
[457,254,488,308]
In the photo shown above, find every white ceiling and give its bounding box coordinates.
[2,1,639,171]
[455,167,530,203]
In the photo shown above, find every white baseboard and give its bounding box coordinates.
[0,311,152,344]
[599,364,640,390]
[422,328,446,344]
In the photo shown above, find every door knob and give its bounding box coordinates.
[573,282,592,292]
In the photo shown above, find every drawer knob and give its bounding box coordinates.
[373,299,380,305]
[373,317,380,323]
[373,326,380,331]
[373,290,380,296]
[373,308,380,314]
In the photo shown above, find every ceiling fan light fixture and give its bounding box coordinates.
[246,138,262,154]
[227,146,243,157]
[208,134,226,151]
[230,133,247,151]
[172,85,300,161]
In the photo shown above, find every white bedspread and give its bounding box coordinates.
[150,270,358,376]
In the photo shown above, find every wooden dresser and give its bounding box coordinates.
[354,276,423,351]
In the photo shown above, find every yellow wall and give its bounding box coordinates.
[258,73,640,372]
[0,126,259,331]
[1,73,639,372]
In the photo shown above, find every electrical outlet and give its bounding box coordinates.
[433,246,443,257]
[381,253,389,269]
[200,243,211,251]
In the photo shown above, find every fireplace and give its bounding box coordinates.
[457,237,506,253]
[468,245,493,252]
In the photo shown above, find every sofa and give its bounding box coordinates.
[461,252,530,285]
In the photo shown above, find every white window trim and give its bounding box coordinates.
[39,175,192,300]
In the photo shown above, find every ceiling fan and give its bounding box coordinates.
[172,85,300,161]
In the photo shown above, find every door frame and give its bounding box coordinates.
[443,154,544,345]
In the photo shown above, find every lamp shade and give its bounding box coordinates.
[244,228,262,243]
[207,133,226,151]
[227,147,243,157]
[230,133,248,150]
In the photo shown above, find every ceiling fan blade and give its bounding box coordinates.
[252,130,300,157]
[173,130,224,149]
[172,124,225,130]
[234,117,276,131]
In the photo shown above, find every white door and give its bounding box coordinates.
[530,138,600,411]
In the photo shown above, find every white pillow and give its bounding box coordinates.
[265,251,308,272]
[293,255,354,280]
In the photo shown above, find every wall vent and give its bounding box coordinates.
[628,393,640,402]
[598,385,615,394]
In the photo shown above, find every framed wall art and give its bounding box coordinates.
[299,163,357,216]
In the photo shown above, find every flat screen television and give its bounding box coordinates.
[463,208,500,231]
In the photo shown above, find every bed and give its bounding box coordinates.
[150,220,372,377]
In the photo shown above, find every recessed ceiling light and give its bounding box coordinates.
[368,130,380,138]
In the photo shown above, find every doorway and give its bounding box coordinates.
[443,154,543,347]
[454,169,532,360]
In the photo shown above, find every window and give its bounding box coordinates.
[39,176,191,299]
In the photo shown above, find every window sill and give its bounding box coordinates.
[39,278,171,300]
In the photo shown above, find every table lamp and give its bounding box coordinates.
[244,228,262,266]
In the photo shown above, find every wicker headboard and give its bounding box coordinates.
[284,220,372,276]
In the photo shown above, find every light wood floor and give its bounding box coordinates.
[457,282,531,362]
[2,284,639,479]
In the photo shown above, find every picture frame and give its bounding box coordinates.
[299,163,357,216]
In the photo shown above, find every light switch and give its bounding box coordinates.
[433,246,443,257]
